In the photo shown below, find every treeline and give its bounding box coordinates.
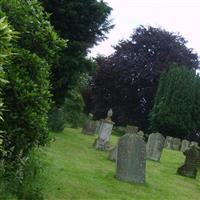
[0,0,112,199]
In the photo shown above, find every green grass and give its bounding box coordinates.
[40,127,200,200]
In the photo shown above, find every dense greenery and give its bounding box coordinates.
[0,0,66,198]
[89,26,199,131]
[0,16,16,153]
[40,0,113,109]
[150,66,197,139]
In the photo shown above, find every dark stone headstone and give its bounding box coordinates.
[177,146,200,178]
[146,132,165,162]
[116,133,146,184]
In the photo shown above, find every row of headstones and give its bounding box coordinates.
[165,136,199,152]
[82,111,200,184]
[109,129,200,184]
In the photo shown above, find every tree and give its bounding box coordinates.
[149,66,196,138]
[89,26,199,130]
[40,0,114,107]
[0,16,16,152]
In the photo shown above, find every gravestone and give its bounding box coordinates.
[172,138,181,151]
[164,136,173,149]
[116,132,146,184]
[190,141,198,147]
[93,109,114,151]
[108,145,117,162]
[126,125,138,134]
[177,145,200,178]
[82,113,96,135]
[95,120,101,133]
[137,130,144,138]
[181,140,190,152]
[146,132,165,162]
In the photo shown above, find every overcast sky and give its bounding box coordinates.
[89,0,200,58]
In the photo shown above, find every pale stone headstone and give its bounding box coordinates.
[164,136,173,149]
[146,132,165,162]
[116,133,146,184]
[172,138,181,151]
[181,140,190,152]
[177,145,200,178]
[190,141,198,147]
[93,109,114,151]
[82,113,96,135]
[108,145,117,162]
[137,130,144,138]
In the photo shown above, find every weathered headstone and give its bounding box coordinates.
[181,140,190,152]
[177,146,200,178]
[172,138,181,151]
[116,132,146,184]
[126,125,138,134]
[146,132,165,162]
[93,109,114,151]
[137,130,144,138]
[108,145,117,162]
[82,113,96,135]
[164,136,173,149]
[190,141,198,147]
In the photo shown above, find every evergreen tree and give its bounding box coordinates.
[150,65,196,138]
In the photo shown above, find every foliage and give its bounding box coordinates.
[40,0,113,107]
[150,66,196,138]
[64,89,85,128]
[0,16,16,154]
[0,0,66,198]
[89,26,199,130]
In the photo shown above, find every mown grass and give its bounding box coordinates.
[40,127,200,200]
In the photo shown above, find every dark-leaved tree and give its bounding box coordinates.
[90,26,199,131]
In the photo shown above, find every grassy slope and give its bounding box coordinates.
[41,128,200,200]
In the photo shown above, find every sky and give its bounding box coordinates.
[89,0,200,58]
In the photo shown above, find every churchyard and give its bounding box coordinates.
[36,127,200,200]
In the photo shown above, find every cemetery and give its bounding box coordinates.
[0,0,200,199]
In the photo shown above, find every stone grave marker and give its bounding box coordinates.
[172,138,181,151]
[177,145,200,178]
[108,145,117,162]
[146,132,165,162]
[82,113,96,135]
[190,141,198,147]
[164,136,173,149]
[93,109,114,151]
[116,132,146,184]
[181,140,190,152]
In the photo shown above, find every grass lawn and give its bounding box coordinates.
[40,127,200,200]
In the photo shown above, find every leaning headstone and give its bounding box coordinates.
[181,140,190,152]
[82,113,96,135]
[108,145,117,162]
[164,136,173,149]
[146,132,165,162]
[190,141,198,147]
[172,138,181,151]
[177,145,200,178]
[116,132,146,184]
[93,109,114,151]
